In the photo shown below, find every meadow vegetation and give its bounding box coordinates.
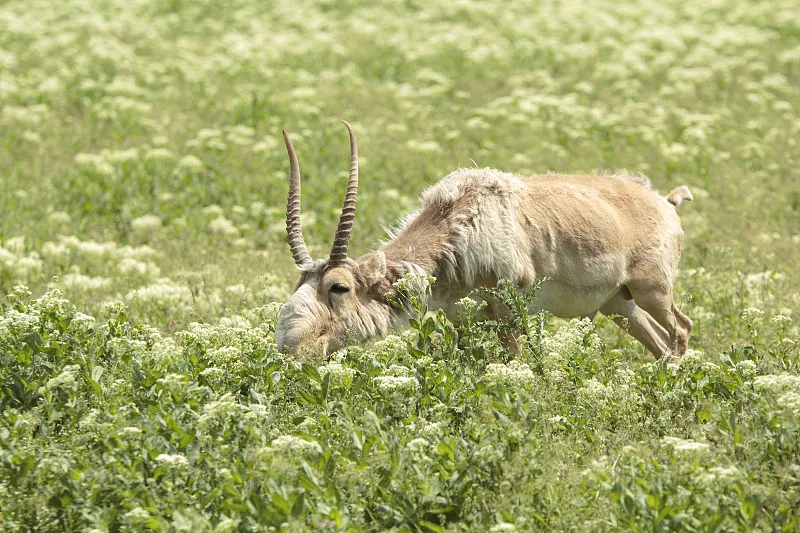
[1,0,799,530]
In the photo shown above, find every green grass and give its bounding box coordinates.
[1,0,799,530]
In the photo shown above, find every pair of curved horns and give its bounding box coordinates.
[282,121,358,268]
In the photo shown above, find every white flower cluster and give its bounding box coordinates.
[218,315,251,328]
[777,392,800,415]
[741,307,765,324]
[660,436,711,455]
[209,216,239,237]
[743,271,784,304]
[155,453,189,467]
[270,435,322,455]
[157,373,188,392]
[483,360,536,389]
[406,419,442,441]
[405,437,431,454]
[734,359,758,380]
[61,272,113,292]
[121,426,143,437]
[489,523,518,533]
[771,315,793,330]
[578,378,611,401]
[122,507,152,524]
[130,214,162,234]
[69,312,96,332]
[754,374,800,416]
[74,152,115,177]
[374,375,420,394]
[0,309,41,338]
[144,336,177,362]
[101,300,127,317]
[370,334,409,359]
[40,236,159,280]
[678,350,720,377]
[125,279,193,308]
[754,374,800,394]
[0,238,44,279]
[106,338,148,362]
[39,365,81,394]
[118,257,161,277]
[694,464,743,490]
[318,362,357,381]
[541,318,603,363]
[198,393,245,431]
[206,346,245,375]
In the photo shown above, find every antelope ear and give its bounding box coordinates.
[359,251,387,287]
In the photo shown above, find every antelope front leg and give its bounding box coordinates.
[600,291,671,357]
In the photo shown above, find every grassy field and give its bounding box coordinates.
[1,0,800,530]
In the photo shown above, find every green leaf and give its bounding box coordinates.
[301,363,321,383]
[419,520,446,532]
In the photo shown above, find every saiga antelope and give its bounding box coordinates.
[275,122,693,358]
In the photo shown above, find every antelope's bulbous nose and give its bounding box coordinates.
[275,302,301,354]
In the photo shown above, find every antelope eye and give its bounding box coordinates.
[329,283,350,294]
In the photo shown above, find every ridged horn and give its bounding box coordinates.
[328,121,359,267]
[283,129,313,267]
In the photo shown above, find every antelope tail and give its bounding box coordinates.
[666,186,693,207]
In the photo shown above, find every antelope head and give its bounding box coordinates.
[275,122,395,357]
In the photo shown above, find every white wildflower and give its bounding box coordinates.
[177,155,204,172]
[105,148,139,164]
[209,216,239,237]
[115,244,158,261]
[371,335,408,358]
[225,284,247,298]
[61,273,113,291]
[123,507,152,523]
[155,453,188,467]
[207,346,244,374]
[126,279,192,307]
[74,238,117,259]
[199,366,225,381]
[150,338,181,362]
[661,436,711,454]
[131,215,162,234]
[772,315,792,329]
[741,307,764,323]
[406,139,442,153]
[145,147,174,161]
[374,375,419,394]
[101,300,127,317]
[157,373,188,391]
[74,152,115,177]
[270,435,322,454]
[0,246,17,266]
[218,315,251,328]
[754,374,800,394]
[735,360,757,379]
[484,360,536,389]
[4,236,25,254]
[777,392,800,415]
[12,255,43,277]
[318,362,356,381]
[70,312,96,331]
[118,258,161,277]
[202,205,224,217]
[39,365,81,394]
[406,438,431,453]
[708,465,741,481]
[489,523,518,532]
